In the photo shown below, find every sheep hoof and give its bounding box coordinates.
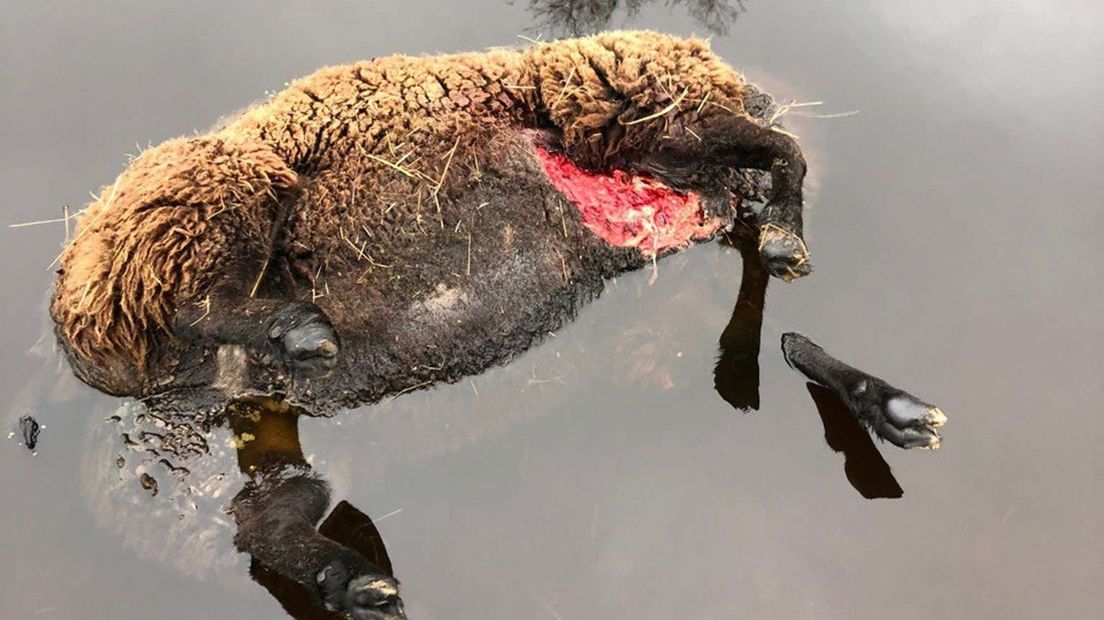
[875,396,947,449]
[782,332,947,450]
[266,302,340,378]
[318,559,405,620]
[758,224,812,282]
[346,575,405,620]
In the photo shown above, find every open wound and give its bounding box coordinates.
[534,146,723,255]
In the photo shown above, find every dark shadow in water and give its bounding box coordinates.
[318,502,395,579]
[249,502,396,620]
[228,399,404,619]
[805,383,903,500]
[712,224,902,499]
[17,415,41,451]
[714,221,768,412]
[249,501,395,620]
[521,0,747,35]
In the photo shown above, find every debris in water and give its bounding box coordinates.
[18,416,40,451]
[139,472,159,496]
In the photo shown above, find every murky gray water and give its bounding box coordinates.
[2,1,1102,618]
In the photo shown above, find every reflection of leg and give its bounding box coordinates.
[228,400,405,619]
[714,225,769,411]
[782,333,947,449]
[806,383,903,499]
[319,501,395,580]
[232,475,404,618]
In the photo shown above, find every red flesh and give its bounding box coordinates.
[535,146,723,256]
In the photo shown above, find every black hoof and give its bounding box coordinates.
[781,332,947,450]
[266,302,340,378]
[346,575,405,620]
[875,394,947,449]
[318,558,405,620]
[759,224,812,281]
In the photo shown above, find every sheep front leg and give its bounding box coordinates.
[175,284,340,378]
[708,115,810,280]
[648,114,812,280]
[781,332,948,449]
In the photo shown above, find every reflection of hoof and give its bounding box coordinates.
[806,383,904,499]
[878,395,947,450]
[318,559,405,620]
[758,224,812,282]
[267,302,340,378]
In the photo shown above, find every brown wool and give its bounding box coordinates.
[51,31,750,390]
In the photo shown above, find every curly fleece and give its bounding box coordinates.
[51,31,751,386]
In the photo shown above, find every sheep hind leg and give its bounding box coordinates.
[175,284,340,378]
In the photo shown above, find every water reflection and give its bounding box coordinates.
[249,500,396,620]
[714,221,768,412]
[712,223,905,499]
[229,398,405,619]
[521,0,746,35]
[85,225,918,620]
[88,397,404,619]
[805,383,903,500]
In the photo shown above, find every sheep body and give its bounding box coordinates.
[50,32,788,412]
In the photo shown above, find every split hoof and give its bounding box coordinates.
[318,558,405,620]
[876,395,947,450]
[781,332,947,450]
[346,575,405,620]
[266,302,340,378]
[759,224,812,282]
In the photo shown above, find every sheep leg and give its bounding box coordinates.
[229,400,405,618]
[175,284,339,378]
[651,115,810,280]
[781,332,948,449]
[233,474,404,618]
[713,116,810,280]
[51,136,305,393]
